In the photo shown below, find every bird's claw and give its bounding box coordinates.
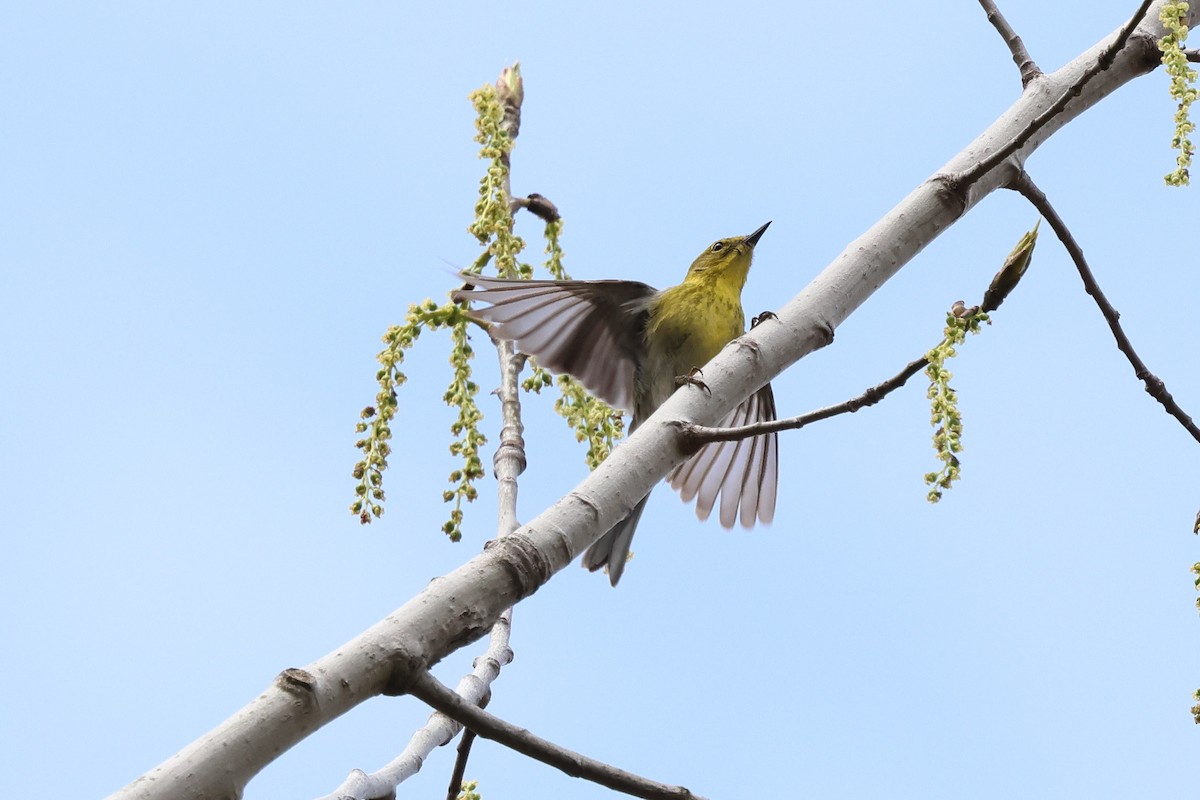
[675,367,711,397]
[751,311,778,329]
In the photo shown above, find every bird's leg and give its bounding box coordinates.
[750,310,778,328]
[675,366,711,397]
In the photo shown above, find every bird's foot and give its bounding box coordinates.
[750,310,778,329]
[675,367,711,397]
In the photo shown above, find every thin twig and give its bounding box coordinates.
[409,672,707,800]
[1011,170,1200,444]
[446,729,479,800]
[978,0,1043,85]
[682,357,931,444]
[961,0,1156,185]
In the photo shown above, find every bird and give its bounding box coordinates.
[453,222,778,585]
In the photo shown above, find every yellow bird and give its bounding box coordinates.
[454,222,778,585]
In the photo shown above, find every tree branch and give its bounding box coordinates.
[961,0,1157,186]
[1010,171,1200,444]
[680,355,930,444]
[447,729,480,800]
[107,8,1200,798]
[978,0,1042,85]
[494,343,529,535]
[408,672,707,800]
[314,613,515,800]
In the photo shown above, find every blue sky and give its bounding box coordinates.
[3,2,1198,798]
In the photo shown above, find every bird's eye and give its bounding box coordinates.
[710,242,724,253]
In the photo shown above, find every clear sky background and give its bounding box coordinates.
[3,2,1198,798]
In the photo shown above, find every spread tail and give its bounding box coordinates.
[582,492,651,586]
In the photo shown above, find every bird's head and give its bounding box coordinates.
[683,221,771,289]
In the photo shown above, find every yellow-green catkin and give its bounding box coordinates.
[922,222,1040,501]
[1158,2,1196,186]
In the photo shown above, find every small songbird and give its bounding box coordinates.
[453,222,778,585]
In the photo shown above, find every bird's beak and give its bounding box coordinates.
[745,221,771,248]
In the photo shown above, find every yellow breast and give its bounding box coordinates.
[636,278,745,418]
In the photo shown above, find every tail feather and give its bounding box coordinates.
[582,493,651,586]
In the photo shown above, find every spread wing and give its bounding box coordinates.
[669,383,778,528]
[453,274,656,412]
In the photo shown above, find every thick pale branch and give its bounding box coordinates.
[107,6,1199,799]
[408,672,706,800]
[1011,171,1200,443]
[978,0,1042,85]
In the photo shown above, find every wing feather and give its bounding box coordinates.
[669,383,779,528]
[453,275,656,412]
